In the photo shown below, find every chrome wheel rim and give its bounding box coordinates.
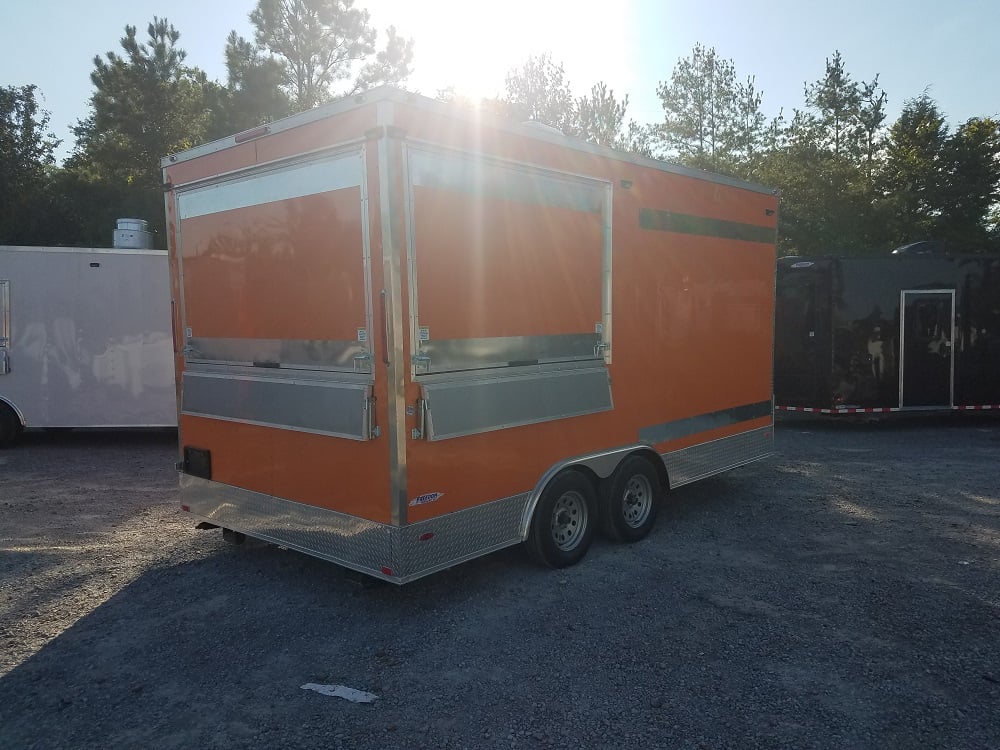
[622,474,653,528]
[551,490,588,551]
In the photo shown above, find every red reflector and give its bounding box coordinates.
[419,532,435,542]
[181,504,190,512]
[381,566,393,576]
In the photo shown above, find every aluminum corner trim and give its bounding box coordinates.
[377,99,409,526]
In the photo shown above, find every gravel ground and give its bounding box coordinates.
[1,417,998,750]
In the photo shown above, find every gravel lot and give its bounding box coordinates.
[1,417,998,750]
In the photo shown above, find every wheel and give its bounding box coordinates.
[599,455,661,543]
[526,470,597,568]
[0,402,21,449]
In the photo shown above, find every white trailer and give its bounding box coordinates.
[0,245,175,446]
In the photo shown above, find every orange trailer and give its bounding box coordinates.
[162,87,778,583]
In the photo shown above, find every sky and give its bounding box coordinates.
[1,0,997,164]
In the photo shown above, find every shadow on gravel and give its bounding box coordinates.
[1,418,999,749]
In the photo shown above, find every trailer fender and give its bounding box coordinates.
[0,396,25,425]
[0,397,25,447]
[518,445,669,540]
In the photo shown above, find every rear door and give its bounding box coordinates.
[774,261,827,406]
[173,148,390,518]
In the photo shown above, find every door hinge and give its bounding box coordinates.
[365,396,380,439]
[411,398,427,440]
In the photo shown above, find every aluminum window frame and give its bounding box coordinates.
[401,141,614,378]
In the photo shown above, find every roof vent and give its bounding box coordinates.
[113,218,154,249]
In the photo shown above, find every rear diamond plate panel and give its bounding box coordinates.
[180,474,529,583]
[181,474,393,575]
[398,493,531,579]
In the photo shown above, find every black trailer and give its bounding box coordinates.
[774,254,1000,415]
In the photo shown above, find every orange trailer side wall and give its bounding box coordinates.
[395,102,776,521]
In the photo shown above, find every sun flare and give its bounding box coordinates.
[369,0,634,103]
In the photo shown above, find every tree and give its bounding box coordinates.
[73,18,219,185]
[881,94,949,244]
[857,77,889,178]
[574,82,627,147]
[68,18,222,246]
[0,85,60,244]
[572,81,652,155]
[220,31,292,133]
[938,117,1000,250]
[756,52,890,256]
[725,75,775,179]
[656,44,778,179]
[250,0,414,110]
[883,103,1000,251]
[503,54,576,131]
[656,44,739,173]
[803,51,860,157]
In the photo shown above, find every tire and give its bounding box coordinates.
[0,402,21,449]
[599,455,661,543]
[526,470,597,568]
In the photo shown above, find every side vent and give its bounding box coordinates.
[183,446,212,480]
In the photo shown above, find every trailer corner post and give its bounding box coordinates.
[377,98,410,527]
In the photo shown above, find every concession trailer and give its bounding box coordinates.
[0,233,175,447]
[162,87,778,583]
[775,253,1000,416]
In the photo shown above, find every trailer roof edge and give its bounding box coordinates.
[0,246,167,256]
[161,87,778,197]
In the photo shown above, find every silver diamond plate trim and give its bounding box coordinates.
[180,474,529,583]
[661,426,773,488]
[398,493,531,580]
[180,474,394,577]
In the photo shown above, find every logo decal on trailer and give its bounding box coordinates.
[409,492,444,507]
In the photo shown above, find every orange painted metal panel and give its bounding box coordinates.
[180,414,392,523]
[254,106,377,164]
[404,409,620,521]
[179,189,366,342]
[393,105,778,230]
[607,232,776,419]
[399,115,777,521]
[411,189,603,339]
[404,410,773,523]
[166,142,257,187]
[164,105,378,189]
